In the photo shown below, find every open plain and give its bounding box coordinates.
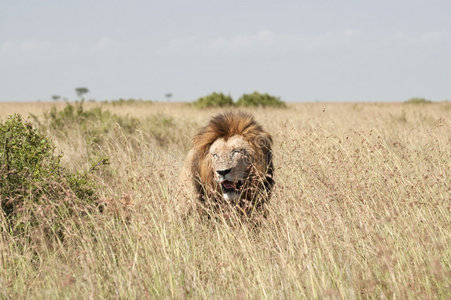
[1,101,450,298]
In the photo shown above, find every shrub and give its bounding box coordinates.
[35,101,140,145]
[404,97,432,104]
[194,92,234,108]
[237,92,286,107]
[109,98,153,106]
[0,114,104,237]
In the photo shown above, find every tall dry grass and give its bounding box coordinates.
[1,101,450,298]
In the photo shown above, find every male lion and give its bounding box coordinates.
[178,112,274,217]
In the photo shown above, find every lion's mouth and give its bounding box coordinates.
[221,180,243,193]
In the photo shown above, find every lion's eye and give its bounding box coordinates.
[212,153,219,159]
[231,149,242,156]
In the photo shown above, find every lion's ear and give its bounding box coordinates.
[255,132,273,166]
[256,132,272,150]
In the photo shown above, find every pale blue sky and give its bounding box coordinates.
[1,0,450,102]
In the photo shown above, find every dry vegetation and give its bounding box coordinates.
[1,101,450,299]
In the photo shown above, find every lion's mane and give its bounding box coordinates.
[189,112,274,214]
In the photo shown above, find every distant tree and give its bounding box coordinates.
[51,95,61,101]
[75,87,89,98]
[237,92,286,108]
[165,93,173,102]
[194,92,233,108]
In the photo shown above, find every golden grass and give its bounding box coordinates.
[1,101,450,298]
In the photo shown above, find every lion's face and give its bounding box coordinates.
[185,112,274,214]
[209,135,254,201]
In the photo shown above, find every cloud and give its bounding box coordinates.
[158,29,361,57]
[0,40,53,53]
[207,30,278,54]
[392,30,449,44]
[90,37,121,53]
[0,37,122,64]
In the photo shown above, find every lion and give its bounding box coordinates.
[178,112,274,217]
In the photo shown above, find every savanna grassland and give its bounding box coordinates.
[1,101,450,299]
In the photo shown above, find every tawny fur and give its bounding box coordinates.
[178,112,274,217]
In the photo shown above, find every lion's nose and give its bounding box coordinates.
[216,168,231,176]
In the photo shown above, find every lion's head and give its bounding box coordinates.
[188,112,274,214]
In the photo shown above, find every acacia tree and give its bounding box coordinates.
[165,93,173,102]
[75,87,89,98]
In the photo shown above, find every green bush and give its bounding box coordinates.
[0,114,103,237]
[237,92,286,107]
[109,98,153,106]
[33,101,179,156]
[194,92,234,108]
[404,97,432,104]
[35,101,140,145]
